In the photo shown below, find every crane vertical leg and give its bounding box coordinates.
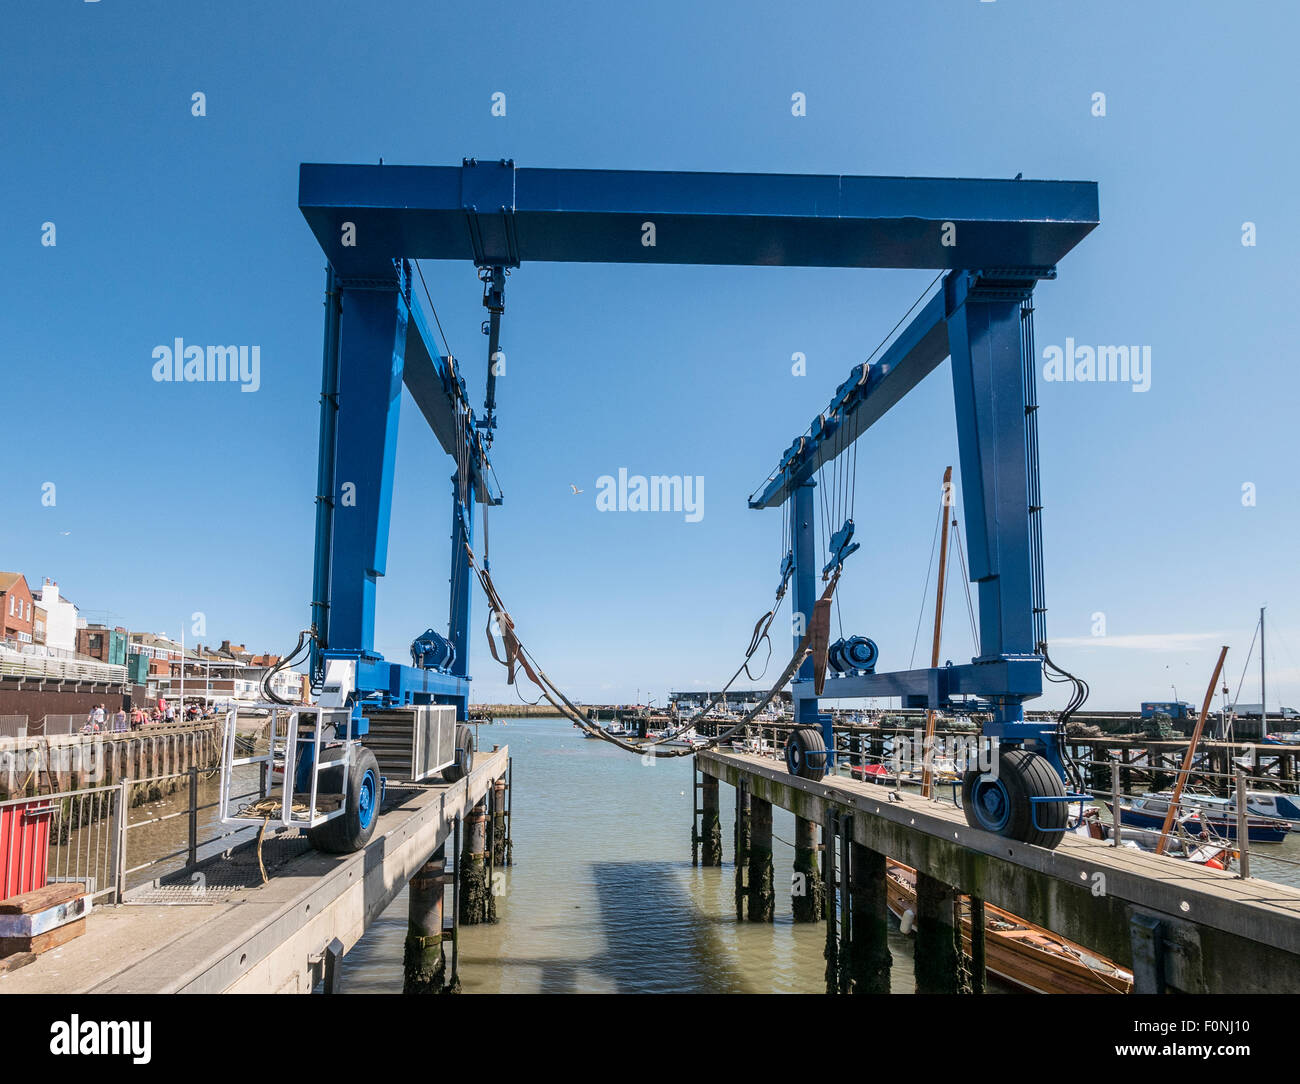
[792,480,817,725]
[324,279,407,666]
[447,477,475,721]
[948,274,1067,846]
[791,481,831,756]
[945,273,1052,757]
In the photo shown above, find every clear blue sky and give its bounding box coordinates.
[3,1,1298,711]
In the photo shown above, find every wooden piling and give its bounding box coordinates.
[490,777,509,866]
[791,816,824,922]
[914,871,969,994]
[846,842,891,993]
[458,797,496,925]
[701,774,723,866]
[734,780,751,920]
[404,845,449,993]
[747,796,775,922]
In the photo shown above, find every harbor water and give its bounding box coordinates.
[344,715,929,993]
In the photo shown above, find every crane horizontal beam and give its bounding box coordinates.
[299,161,1099,275]
[748,284,952,509]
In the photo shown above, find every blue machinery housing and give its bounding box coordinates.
[298,159,1099,835]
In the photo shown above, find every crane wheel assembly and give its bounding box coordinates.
[785,726,829,781]
[961,748,1067,850]
[440,724,476,783]
[307,746,382,854]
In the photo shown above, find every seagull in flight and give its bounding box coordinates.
[570,483,583,495]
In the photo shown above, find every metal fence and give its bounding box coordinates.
[0,763,263,906]
[1,785,123,903]
[32,714,80,737]
[0,715,27,739]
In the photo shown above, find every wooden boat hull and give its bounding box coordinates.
[885,861,1132,995]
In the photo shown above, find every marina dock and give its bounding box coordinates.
[698,749,1300,994]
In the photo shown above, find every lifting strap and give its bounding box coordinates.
[811,591,834,696]
[464,543,840,758]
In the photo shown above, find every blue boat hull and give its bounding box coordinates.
[1109,803,1289,844]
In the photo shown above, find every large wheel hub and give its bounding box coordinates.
[357,769,376,830]
[970,776,1011,832]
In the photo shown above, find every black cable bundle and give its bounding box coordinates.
[1039,639,1090,793]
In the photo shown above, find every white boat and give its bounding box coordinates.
[1075,808,1234,869]
[661,725,702,748]
[730,736,768,755]
[1184,789,1300,831]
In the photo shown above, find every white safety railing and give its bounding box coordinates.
[219,705,355,831]
[0,649,127,685]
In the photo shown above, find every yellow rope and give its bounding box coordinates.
[239,796,313,885]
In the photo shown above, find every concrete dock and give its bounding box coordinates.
[0,746,508,993]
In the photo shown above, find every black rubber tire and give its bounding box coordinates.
[441,723,476,783]
[961,747,1067,849]
[307,746,381,854]
[785,726,828,781]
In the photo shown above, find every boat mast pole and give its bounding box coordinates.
[1155,645,1229,856]
[920,466,953,799]
[1260,606,1267,736]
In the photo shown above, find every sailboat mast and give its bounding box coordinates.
[920,466,953,799]
[1156,645,1229,856]
[1260,606,1267,735]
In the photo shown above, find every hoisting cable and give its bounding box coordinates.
[466,542,841,757]
[262,628,315,705]
[950,516,980,654]
[414,260,455,360]
[908,500,945,669]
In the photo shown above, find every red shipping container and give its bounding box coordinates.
[0,799,53,901]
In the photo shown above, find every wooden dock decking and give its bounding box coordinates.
[698,749,1300,993]
[0,746,508,994]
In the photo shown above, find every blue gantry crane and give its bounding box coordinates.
[295,158,1099,851]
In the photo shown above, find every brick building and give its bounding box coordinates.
[0,573,34,647]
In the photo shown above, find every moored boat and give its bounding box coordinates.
[1185,789,1300,831]
[885,861,1133,994]
[1108,793,1290,843]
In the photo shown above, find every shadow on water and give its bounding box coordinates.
[586,859,748,993]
